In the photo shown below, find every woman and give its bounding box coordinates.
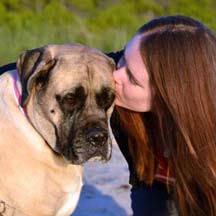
[108,15,216,216]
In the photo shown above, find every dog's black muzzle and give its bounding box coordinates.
[60,120,111,165]
[85,126,108,148]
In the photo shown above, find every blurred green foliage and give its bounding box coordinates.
[0,0,216,64]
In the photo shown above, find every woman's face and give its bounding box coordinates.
[113,34,153,112]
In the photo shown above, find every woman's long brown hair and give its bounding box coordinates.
[116,107,158,185]
[116,15,216,216]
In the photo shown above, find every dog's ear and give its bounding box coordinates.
[17,46,56,107]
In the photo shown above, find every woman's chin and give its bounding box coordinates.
[114,100,127,109]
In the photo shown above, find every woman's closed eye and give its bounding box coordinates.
[118,56,140,86]
[125,67,140,85]
[117,55,142,86]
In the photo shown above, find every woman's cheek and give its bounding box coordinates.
[123,86,136,101]
[114,84,123,102]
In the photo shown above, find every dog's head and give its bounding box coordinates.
[17,44,115,164]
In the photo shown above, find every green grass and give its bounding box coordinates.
[0,0,216,65]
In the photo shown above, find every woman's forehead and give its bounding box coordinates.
[125,34,143,60]
[124,34,148,82]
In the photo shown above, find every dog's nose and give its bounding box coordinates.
[85,128,108,146]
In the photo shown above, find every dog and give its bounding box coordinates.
[0,44,115,216]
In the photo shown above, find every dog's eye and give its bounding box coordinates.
[96,87,115,111]
[56,94,76,112]
[64,94,76,104]
[56,86,86,113]
[61,94,77,112]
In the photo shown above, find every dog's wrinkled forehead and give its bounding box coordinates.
[48,44,115,92]
[48,44,113,67]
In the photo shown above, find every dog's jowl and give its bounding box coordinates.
[0,44,115,216]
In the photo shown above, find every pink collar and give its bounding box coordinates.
[12,71,28,117]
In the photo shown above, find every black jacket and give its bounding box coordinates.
[0,62,16,75]
[110,108,144,187]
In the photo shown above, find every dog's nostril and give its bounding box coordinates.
[86,129,108,146]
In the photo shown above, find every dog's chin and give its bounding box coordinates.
[50,138,112,164]
[87,155,106,162]
[62,154,109,165]
[61,149,111,165]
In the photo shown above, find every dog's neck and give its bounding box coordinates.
[12,70,28,118]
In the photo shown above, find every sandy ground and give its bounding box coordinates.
[72,143,132,216]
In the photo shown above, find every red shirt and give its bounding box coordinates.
[154,151,176,185]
